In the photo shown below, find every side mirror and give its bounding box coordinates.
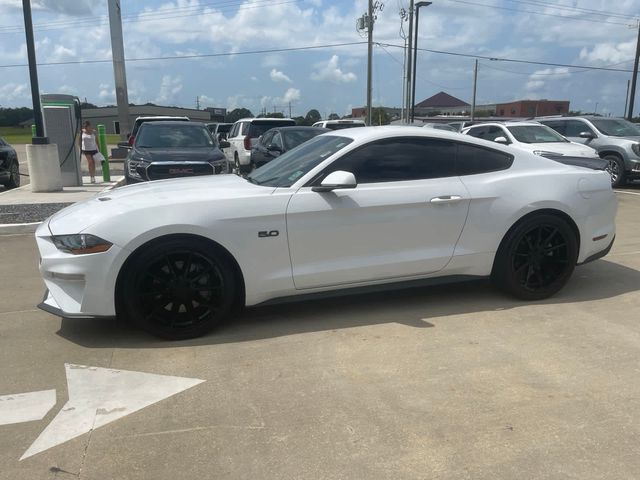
[494,136,509,144]
[219,140,230,149]
[117,141,131,149]
[267,144,282,152]
[579,131,595,139]
[312,170,357,193]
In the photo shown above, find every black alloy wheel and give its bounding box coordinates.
[604,155,625,188]
[122,238,237,339]
[6,161,20,188]
[493,215,578,300]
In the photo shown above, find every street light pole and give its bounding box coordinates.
[22,0,47,144]
[411,1,431,123]
[627,21,640,120]
[366,0,374,126]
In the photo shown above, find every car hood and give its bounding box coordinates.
[135,147,225,162]
[46,175,272,235]
[523,142,598,157]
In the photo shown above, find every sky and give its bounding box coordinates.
[0,0,638,118]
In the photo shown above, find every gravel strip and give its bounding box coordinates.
[0,203,74,224]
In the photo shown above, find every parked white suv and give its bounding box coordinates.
[462,122,599,158]
[226,118,295,173]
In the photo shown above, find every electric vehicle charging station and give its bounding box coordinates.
[41,94,82,187]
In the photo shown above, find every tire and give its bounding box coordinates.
[492,214,578,301]
[234,153,241,175]
[4,160,20,189]
[120,238,238,340]
[603,154,626,188]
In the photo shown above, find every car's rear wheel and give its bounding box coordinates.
[492,214,578,300]
[604,154,625,187]
[121,238,237,339]
[4,160,20,189]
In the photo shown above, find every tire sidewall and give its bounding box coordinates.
[121,238,237,340]
[493,214,578,300]
[604,155,625,188]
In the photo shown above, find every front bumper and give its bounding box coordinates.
[38,290,114,319]
[36,223,126,318]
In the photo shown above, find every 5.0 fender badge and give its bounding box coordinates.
[258,230,279,238]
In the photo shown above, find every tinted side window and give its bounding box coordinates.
[456,143,513,176]
[241,122,249,135]
[230,123,239,137]
[272,132,283,149]
[320,137,456,184]
[565,120,594,137]
[542,121,565,135]
[466,126,487,138]
[484,126,507,142]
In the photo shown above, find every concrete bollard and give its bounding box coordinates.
[26,144,63,192]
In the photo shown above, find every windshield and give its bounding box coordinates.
[246,135,353,187]
[591,118,640,137]
[136,124,214,148]
[507,125,568,144]
[249,121,296,138]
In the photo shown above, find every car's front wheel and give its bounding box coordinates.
[4,160,20,189]
[603,154,625,188]
[121,238,238,339]
[492,214,578,300]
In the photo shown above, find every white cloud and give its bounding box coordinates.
[281,87,301,103]
[0,83,29,102]
[525,67,570,93]
[270,68,292,83]
[579,41,636,65]
[311,55,357,83]
[155,75,183,105]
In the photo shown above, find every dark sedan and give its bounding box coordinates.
[125,122,229,183]
[0,137,20,189]
[250,126,328,168]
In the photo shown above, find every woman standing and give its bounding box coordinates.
[80,121,98,183]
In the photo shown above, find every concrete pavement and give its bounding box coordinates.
[0,191,639,479]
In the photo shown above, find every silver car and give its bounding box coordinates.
[538,116,640,187]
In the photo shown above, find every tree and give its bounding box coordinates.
[371,107,390,125]
[80,102,98,109]
[293,116,306,126]
[258,112,284,118]
[303,109,321,126]
[226,108,253,123]
[328,113,340,120]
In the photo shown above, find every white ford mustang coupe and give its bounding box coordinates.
[36,127,616,339]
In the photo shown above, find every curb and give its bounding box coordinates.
[0,178,126,236]
[0,221,41,235]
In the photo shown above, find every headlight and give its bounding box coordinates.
[127,160,143,179]
[52,234,112,255]
[533,150,562,158]
[632,143,640,157]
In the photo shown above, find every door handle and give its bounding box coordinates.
[430,195,463,204]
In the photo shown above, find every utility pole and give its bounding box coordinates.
[624,79,631,117]
[405,0,414,123]
[628,21,640,120]
[22,0,46,144]
[410,1,431,123]
[108,0,131,140]
[366,0,374,126]
[196,96,200,110]
[288,101,292,118]
[471,59,478,121]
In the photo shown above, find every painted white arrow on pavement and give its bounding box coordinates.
[0,390,56,426]
[21,364,204,460]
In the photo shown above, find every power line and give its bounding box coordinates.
[479,59,636,76]
[442,0,633,27]
[505,0,638,21]
[0,41,368,69]
[376,42,636,73]
[0,0,299,34]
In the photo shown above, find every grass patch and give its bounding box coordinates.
[0,126,31,145]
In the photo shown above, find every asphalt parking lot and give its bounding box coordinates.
[1,188,639,480]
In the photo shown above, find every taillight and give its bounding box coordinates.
[128,135,135,146]
[244,135,251,151]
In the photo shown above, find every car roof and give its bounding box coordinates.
[272,126,329,132]
[235,117,295,123]
[317,120,365,124]
[464,122,543,128]
[135,116,190,121]
[140,120,206,127]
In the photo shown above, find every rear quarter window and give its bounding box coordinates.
[456,143,513,175]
